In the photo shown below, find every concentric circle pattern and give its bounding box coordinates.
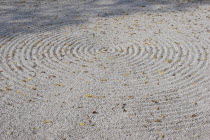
[0,32,101,86]
[0,2,210,139]
[1,32,208,90]
[0,30,209,138]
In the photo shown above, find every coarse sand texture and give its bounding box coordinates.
[0,0,210,140]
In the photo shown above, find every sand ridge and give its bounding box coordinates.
[0,0,210,140]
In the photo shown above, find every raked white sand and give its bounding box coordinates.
[0,0,210,140]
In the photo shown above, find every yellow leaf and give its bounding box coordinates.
[145,42,151,45]
[160,135,165,138]
[100,66,106,69]
[154,56,157,59]
[158,71,164,74]
[100,79,108,82]
[44,121,50,123]
[124,73,129,76]
[5,88,9,93]
[55,84,64,87]
[118,49,124,52]
[87,95,92,98]
[167,59,172,63]
[79,123,85,126]
[27,77,32,80]
[16,91,20,93]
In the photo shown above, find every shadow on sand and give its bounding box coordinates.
[0,0,208,36]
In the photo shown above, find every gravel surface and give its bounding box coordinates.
[0,0,210,140]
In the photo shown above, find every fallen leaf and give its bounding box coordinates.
[79,123,85,126]
[81,65,88,67]
[92,111,98,114]
[175,42,180,44]
[55,84,64,87]
[128,96,134,99]
[87,95,92,98]
[167,59,172,63]
[124,73,129,76]
[191,114,196,117]
[158,71,164,74]
[154,55,157,59]
[145,42,151,45]
[23,79,28,82]
[155,119,161,122]
[100,66,106,69]
[5,88,9,93]
[152,100,158,103]
[17,66,23,71]
[160,135,165,138]
[118,49,124,52]
[100,79,108,82]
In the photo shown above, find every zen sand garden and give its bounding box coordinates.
[0,0,210,139]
